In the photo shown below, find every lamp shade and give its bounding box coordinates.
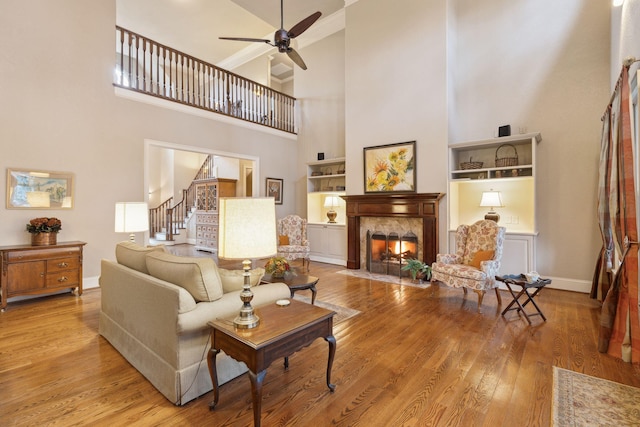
[218,197,277,260]
[324,196,340,208]
[114,202,149,233]
[479,191,504,208]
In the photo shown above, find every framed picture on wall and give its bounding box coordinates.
[6,168,75,209]
[363,141,416,193]
[266,177,283,205]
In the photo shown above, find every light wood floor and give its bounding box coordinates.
[2,250,640,426]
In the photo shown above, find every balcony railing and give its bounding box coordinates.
[114,26,296,134]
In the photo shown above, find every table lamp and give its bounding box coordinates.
[115,202,149,243]
[324,195,340,223]
[479,190,503,222]
[218,197,277,329]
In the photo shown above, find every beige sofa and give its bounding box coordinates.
[98,242,290,405]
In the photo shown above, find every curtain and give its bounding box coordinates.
[593,66,640,363]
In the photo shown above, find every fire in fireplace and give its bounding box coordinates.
[366,230,418,277]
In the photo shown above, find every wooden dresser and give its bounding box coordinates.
[194,179,236,252]
[0,241,86,310]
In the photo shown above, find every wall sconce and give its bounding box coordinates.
[324,196,340,223]
[114,202,149,243]
[479,190,504,222]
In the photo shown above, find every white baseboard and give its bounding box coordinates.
[497,275,591,293]
[310,255,347,266]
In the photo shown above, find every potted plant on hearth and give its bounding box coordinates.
[401,258,431,283]
[26,217,62,246]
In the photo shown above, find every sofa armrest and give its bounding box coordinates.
[99,260,197,345]
[177,282,291,334]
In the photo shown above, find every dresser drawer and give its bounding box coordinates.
[46,269,79,288]
[6,247,80,262]
[47,257,80,273]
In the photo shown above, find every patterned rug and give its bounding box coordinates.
[336,269,431,289]
[552,366,640,426]
[292,295,361,325]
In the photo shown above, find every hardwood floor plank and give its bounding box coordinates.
[2,253,640,426]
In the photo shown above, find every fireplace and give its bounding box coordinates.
[367,230,418,277]
[342,193,444,270]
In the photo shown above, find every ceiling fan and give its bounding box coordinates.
[219,0,321,70]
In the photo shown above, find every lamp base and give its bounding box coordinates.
[326,209,337,223]
[233,310,260,329]
[484,211,500,222]
[233,259,260,329]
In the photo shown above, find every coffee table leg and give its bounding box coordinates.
[325,334,336,392]
[310,285,317,305]
[207,348,220,410]
[249,369,267,427]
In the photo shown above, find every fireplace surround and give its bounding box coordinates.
[342,193,444,270]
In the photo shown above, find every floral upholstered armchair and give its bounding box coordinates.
[276,214,311,271]
[431,219,506,311]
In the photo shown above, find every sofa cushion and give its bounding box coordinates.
[115,241,166,274]
[218,267,266,293]
[145,252,223,302]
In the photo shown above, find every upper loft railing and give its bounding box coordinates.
[114,26,296,134]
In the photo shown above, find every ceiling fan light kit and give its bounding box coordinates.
[219,0,321,70]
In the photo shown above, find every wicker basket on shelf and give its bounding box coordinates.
[460,157,483,170]
[495,144,519,167]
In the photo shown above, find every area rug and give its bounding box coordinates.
[292,295,361,324]
[336,269,431,289]
[552,366,640,426]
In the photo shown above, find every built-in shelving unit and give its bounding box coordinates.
[306,157,347,265]
[448,132,542,274]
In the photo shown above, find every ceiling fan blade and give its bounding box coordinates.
[286,48,307,70]
[219,36,272,44]
[287,11,321,38]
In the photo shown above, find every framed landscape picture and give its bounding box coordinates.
[6,168,75,209]
[363,141,416,193]
[266,177,283,205]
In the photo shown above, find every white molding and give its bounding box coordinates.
[114,87,297,140]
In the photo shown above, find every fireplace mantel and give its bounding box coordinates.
[342,193,444,269]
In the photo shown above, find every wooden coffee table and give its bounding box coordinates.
[261,272,319,304]
[207,299,336,427]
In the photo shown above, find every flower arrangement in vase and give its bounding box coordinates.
[264,257,290,278]
[26,217,62,246]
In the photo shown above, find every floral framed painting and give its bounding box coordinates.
[266,177,283,205]
[6,168,75,209]
[364,141,416,193]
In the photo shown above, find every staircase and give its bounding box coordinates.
[149,203,195,246]
[148,155,216,245]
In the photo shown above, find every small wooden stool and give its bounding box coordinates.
[496,274,551,324]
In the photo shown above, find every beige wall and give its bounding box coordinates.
[337,0,609,284]
[0,0,625,291]
[0,0,299,284]
[452,0,610,280]
[295,30,347,216]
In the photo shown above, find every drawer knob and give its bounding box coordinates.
[58,276,68,282]
[58,262,69,268]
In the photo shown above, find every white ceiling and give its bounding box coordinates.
[116,0,345,80]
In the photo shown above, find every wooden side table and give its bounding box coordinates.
[261,272,319,304]
[0,241,86,310]
[496,274,551,324]
[207,299,336,427]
